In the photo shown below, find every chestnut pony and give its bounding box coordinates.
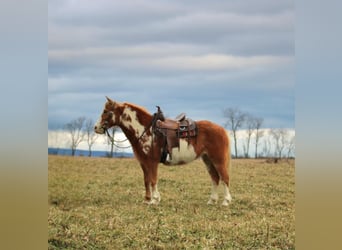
[94,97,232,206]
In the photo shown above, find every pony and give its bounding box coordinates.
[94,97,232,206]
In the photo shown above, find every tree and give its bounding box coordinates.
[254,117,264,158]
[64,116,86,156]
[262,137,272,158]
[242,115,264,158]
[85,118,99,157]
[223,107,246,158]
[286,134,295,158]
[270,128,288,159]
[106,127,118,158]
[48,128,62,155]
[243,113,255,158]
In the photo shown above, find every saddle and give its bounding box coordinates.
[152,106,197,163]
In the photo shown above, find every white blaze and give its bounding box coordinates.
[94,103,107,134]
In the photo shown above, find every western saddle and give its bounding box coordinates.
[152,106,197,163]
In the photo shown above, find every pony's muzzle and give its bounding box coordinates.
[94,125,105,134]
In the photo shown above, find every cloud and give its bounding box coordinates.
[48,0,295,130]
[49,0,294,54]
[49,46,292,73]
[140,54,292,71]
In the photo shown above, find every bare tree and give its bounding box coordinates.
[254,117,264,158]
[262,137,272,158]
[64,116,86,156]
[223,107,246,158]
[243,113,255,158]
[106,127,118,158]
[85,118,99,157]
[286,134,295,158]
[48,129,62,155]
[270,128,288,159]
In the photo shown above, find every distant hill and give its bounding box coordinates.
[48,147,134,158]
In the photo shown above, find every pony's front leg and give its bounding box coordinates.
[207,180,219,205]
[143,178,152,204]
[143,183,160,205]
[141,163,161,205]
[150,183,161,205]
[222,182,232,206]
[141,164,152,204]
[150,163,161,205]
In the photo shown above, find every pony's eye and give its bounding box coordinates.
[103,110,107,114]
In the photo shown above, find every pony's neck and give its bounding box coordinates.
[117,103,153,150]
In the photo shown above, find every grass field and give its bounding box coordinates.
[48,155,295,249]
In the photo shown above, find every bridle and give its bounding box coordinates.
[99,111,131,148]
[102,106,164,149]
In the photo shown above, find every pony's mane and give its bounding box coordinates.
[121,102,154,127]
[123,102,152,116]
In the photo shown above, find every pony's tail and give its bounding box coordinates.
[227,131,232,178]
[228,143,232,172]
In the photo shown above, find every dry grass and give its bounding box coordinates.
[48,155,295,249]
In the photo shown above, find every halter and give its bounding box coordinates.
[103,106,163,149]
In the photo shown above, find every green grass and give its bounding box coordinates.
[48,156,295,249]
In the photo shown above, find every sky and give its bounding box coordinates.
[48,0,295,131]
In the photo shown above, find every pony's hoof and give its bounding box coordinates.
[143,198,160,205]
[143,200,151,205]
[207,199,218,205]
[221,199,232,206]
[150,198,160,205]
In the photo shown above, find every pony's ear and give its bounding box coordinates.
[105,96,114,103]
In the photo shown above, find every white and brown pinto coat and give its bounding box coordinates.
[94,97,232,206]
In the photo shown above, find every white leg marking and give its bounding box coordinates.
[207,181,219,205]
[145,184,161,205]
[222,182,232,206]
[151,184,161,205]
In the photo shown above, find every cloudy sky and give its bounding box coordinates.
[48,0,294,131]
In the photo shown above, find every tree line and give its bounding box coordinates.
[49,108,295,159]
[223,107,295,159]
[49,116,120,157]
[64,117,98,157]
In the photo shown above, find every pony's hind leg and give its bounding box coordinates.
[217,160,232,206]
[222,182,232,206]
[141,163,161,205]
[202,154,232,206]
[202,154,220,205]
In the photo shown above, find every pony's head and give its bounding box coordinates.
[94,96,120,134]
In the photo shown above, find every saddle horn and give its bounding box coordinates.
[156,106,165,121]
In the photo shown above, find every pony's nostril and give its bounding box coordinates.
[94,126,97,130]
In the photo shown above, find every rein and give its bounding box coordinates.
[103,106,163,150]
[104,119,154,149]
[105,128,132,149]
